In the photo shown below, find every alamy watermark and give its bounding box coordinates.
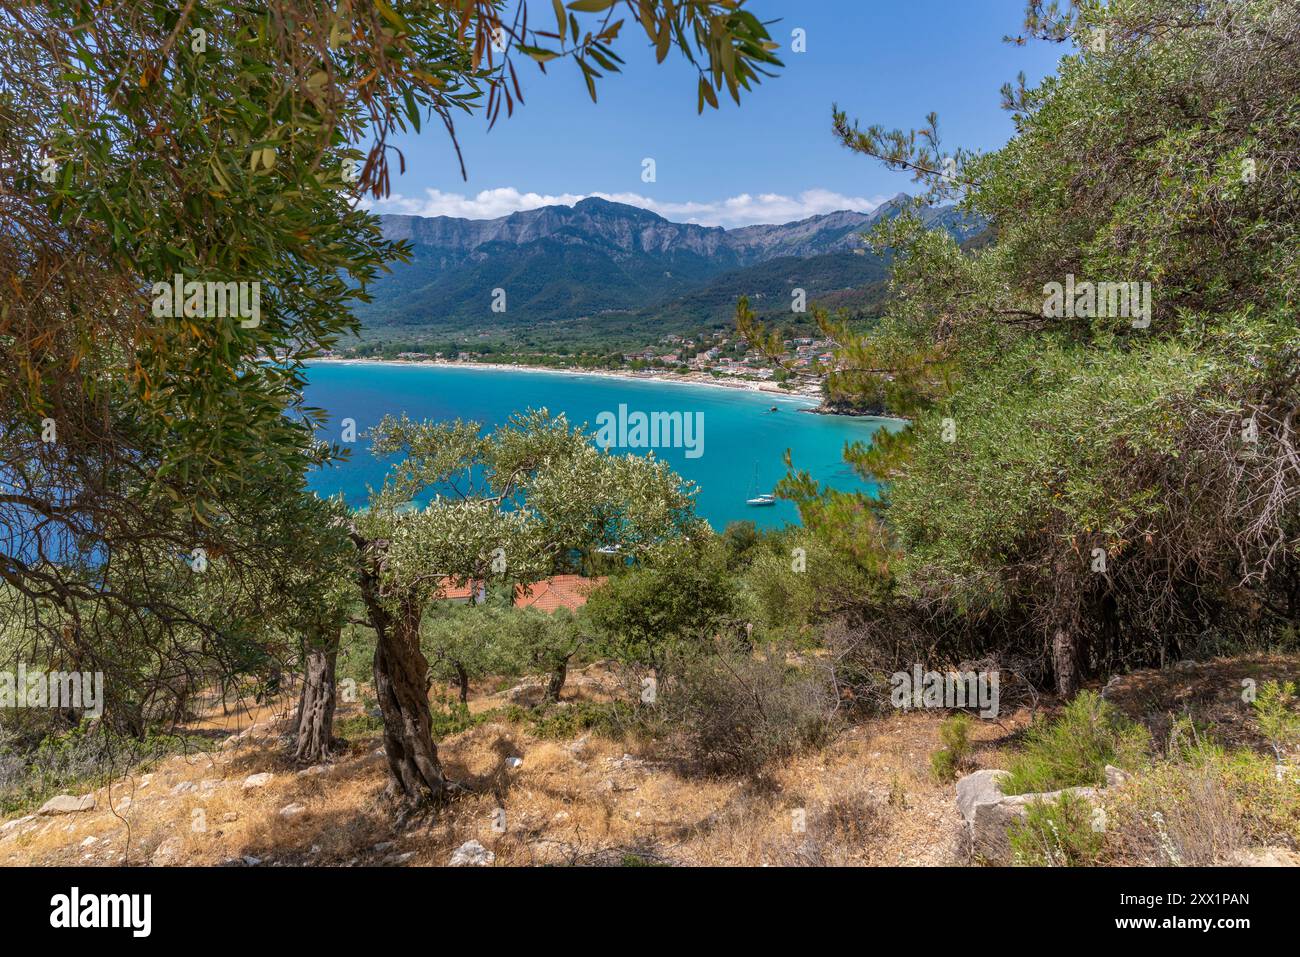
[151,274,261,328]
[0,664,104,716]
[594,404,704,459]
[1042,274,1151,328]
[890,665,1000,718]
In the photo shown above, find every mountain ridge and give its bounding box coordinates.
[358,195,982,336]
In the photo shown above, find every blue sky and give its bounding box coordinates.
[367,1,1065,227]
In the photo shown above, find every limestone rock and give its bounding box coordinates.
[448,840,494,867]
[151,836,184,865]
[955,769,1103,865]
[38,794,95,816]
[955,769,1011,823]
[1104,765,1129,787]
[1226,847,1300,867]
[241,772,273,790]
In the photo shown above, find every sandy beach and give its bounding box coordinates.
[308,356,825,405]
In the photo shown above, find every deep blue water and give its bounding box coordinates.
[304,362,898,531]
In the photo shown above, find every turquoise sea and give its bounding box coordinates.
[304,362,898,531]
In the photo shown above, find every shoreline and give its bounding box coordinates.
[308,356,827,408]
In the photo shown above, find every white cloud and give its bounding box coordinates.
[362,186,890,228]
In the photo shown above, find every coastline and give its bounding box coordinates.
[307,356,826,407]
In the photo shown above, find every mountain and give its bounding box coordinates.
[357,194,981,337]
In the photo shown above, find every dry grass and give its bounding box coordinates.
[15,653,1292,868]
[0,675,1030,867]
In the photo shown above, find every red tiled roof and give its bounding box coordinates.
[513,575,606,613]
[435,578,476,601]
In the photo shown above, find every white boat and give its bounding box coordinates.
[745,463,776,506]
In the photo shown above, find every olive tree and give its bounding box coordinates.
[351,409,701,805]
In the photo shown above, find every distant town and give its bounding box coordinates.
[319,330,839,398]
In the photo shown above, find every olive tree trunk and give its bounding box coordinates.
[350,530,448,805]
[454,662,470,705]
[293,627,338,764]
[543,655,570,705]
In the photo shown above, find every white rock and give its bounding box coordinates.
[448,840,495,867]
[506,756,524,770]
[1226,847,1300,867]
[151,836,184,865]
[278,803,307,820]
[241,772,274,789]
[955,769,1011,823]
[38,794,95,816]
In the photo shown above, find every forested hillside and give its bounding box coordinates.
[355,195,977,336]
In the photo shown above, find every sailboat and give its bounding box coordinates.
[745,464,776,507]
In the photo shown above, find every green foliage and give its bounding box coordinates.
[422,603,585,697]
[0,0,776,749]
[656,647,840,776]
[429,700,491,739]
[335,710,384,741]
[584,537,738,672]
[1251,680,1300,760]
[790,0,1300,685]
[0,723,204,816]
[929,713,974,783]
[518,701,631,740]
[1007,791,1106,867]
[1002,692,1149,795]
[1109,730,1300,864]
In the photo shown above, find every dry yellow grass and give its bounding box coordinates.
[0,671,1034,867]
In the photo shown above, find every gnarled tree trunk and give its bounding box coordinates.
[293,626,339,764]
[543,655,570,705]
[454,661,470,705]
[1053,628,1079,698]
[350,530,448,805]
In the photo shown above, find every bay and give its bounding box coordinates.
[303,362,899,531]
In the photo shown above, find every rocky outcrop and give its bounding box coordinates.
[38,794,95,815]
[448,840,495,867]
[956,769,1110,865]
[1226,847,1300,867]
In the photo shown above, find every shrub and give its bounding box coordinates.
[1106,728,1299,865]
[334,710,383,740]
[1008,791,1106,866]
[0,723,202,816]
[929,712,975,783]
[429,701,490,738]
[657,648,840,776]
[525,701,630,740]
[1001,691,1149,795]
[1252,679,1300,761]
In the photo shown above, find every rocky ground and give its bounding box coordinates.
[1,657,1295,867]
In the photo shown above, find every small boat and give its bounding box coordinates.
[745,463,776,506]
